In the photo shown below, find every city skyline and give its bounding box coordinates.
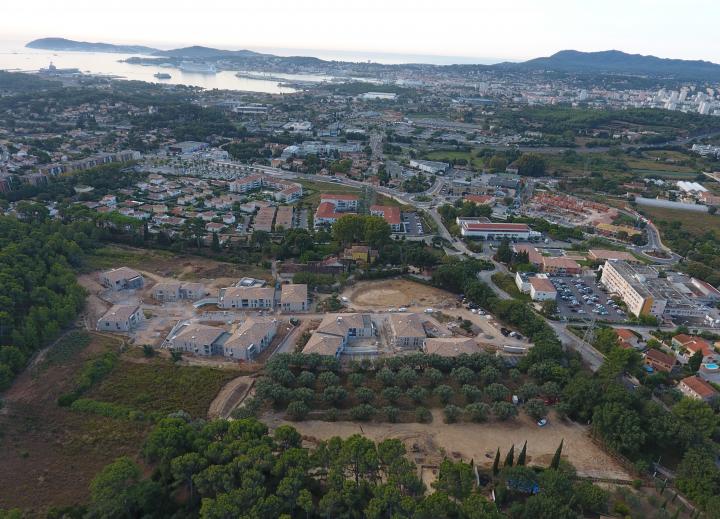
[3,0,720,65]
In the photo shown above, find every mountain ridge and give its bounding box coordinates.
[25,38,720,80]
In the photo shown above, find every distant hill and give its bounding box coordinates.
[155,46,265,59]
[26,37,159,55]
[499,50,720,80]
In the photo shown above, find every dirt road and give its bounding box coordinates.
[263,410,630,482]
[207,375,255,419]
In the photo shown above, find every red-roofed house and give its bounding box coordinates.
[645,349,676,373]
[370,205,403,232]
[616,328,640,349]
[678,375,718,402]
[672,334,715,358]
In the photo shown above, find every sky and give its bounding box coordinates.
[2,0,719,64]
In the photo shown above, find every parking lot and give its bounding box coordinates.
[402,212,424,236]
[552,275,627,322]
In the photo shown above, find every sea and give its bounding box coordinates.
[0,39,501,94]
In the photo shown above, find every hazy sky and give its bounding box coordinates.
[3,0,719,63]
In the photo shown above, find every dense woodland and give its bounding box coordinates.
[0,216,94,391]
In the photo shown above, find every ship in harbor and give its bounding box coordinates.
[178,62,217,74]
[153,72,171,79]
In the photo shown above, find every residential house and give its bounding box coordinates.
[672,334,715,358]
[343,245,378,266]
[645,349,676,373]
[616,328,641,349]
[319,194,358,212]
[678,375,718,402]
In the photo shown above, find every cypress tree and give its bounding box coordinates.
[517,441,527,466]
[550,439,563,470]
[492,448,500,475]
[504,444,515,467]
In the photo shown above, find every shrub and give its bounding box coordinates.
[465,403,490,422]
[444,405,462,423]
[382,386,403,404]
[383,406,400,423]
[377,367,396,387]
[286,400,310,421]
[461,384,483,403]
[348,372,364,387]
[485,383,510,402]
[323,385,348,405]
[434,384,454,404]
[416,406,432,423]
[492,401,518,421]
[424,367,444,387]
[406,386,428,403]
[355,387,375,404]
[297,371,316,388]
[396,366,419,388]
[317,371,339,387]
[451,366,475,385]
[524,398,547,421]
[349,404,375,421]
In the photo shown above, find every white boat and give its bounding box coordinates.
[178,62,217,74]
[154,72,171,79]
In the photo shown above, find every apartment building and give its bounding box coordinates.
[96,304,144,332]
[529,276,557,301]
[99,267,144,291]
[302,313,374,357]
[388,313,427,349]
[424,337,478,357]
[153,282,206,302]
[218,286,275,309]
[169,323,227,356]
[280,283,308,312]
[319,194,358,212]
[459,221,541,240]
[370,205,404,233]
[223,316,278,361]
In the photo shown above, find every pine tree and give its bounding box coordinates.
[492,448,500,475]
[504,444,515,467]
[211,232,221,252]
[517,441,527,466]
[550,439,563,470]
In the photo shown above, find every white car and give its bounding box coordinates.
[537,418,548,427]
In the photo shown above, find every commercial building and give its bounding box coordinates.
[409,159,450,175]
[460,221,541,240]
[96,304,144,332]
[529,276,557,301]
[600,261,712,319]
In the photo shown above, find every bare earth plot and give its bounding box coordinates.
[263,410,629,483]
[345,279,457,310]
